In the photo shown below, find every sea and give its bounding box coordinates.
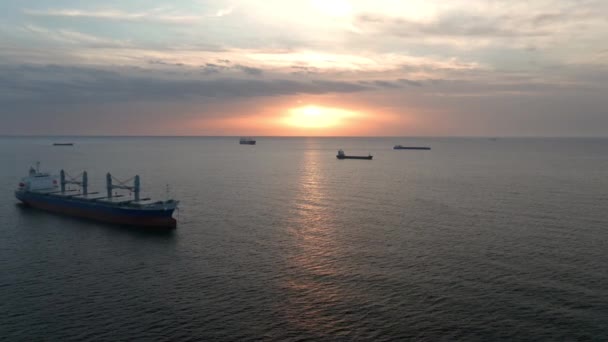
[0,136,606,341]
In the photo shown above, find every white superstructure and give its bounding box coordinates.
[17,163,58,192]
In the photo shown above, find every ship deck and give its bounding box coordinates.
[29,190,157,205]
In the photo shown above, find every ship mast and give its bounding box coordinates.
[106,173,140,201]
[60,170,88,195]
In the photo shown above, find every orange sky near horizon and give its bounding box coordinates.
[187,98,407,136]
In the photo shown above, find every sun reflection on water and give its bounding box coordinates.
[277,143,360,336]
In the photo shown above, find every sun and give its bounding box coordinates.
[312,0,352,17]
[282,105,357,129]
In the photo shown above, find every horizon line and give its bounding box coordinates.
[1,134,607,139]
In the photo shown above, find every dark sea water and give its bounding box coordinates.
[0,136,607,341]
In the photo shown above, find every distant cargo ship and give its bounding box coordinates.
[393,145,431,150]
[53,143,74,146]
[336,149,373,160]
[239,137,256,145]
[15,163,179,228]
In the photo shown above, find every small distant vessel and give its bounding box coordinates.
[239,137,256,145]
[393,145,431,150]
[336,149,373,160]
[53,143,74,146]
[15,163,179,228]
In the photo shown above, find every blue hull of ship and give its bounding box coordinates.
[15,191,176,228]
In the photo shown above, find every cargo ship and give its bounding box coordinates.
[15,163,179,228]
[393,145,431,150]
[239,137,256,145]
[336,149,373,160]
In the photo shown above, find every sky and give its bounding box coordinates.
[1,0,607,136]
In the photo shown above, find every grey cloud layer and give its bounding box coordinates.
[0,64,399,104]
[4,62,602,107]
[356,7,603,39]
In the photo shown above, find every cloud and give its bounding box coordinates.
[398,79,423,87]
[358,79,422,89]
[147,59,263,76]
[290,65,319,75]
[200,63,226,74]
[235,65,263,75]
[354,2,608,42]
[23,8,205,24]
[0,64,375,105]
[356,13,551,38]
[214,6,235,17]
[22,25,130,48]
[5,58,603,106]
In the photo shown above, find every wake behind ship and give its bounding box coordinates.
[15,164,179,228]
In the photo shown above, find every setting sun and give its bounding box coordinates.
[312,0,352,17]
[282,105,358,129]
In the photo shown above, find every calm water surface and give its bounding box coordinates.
[0,137,607,341]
